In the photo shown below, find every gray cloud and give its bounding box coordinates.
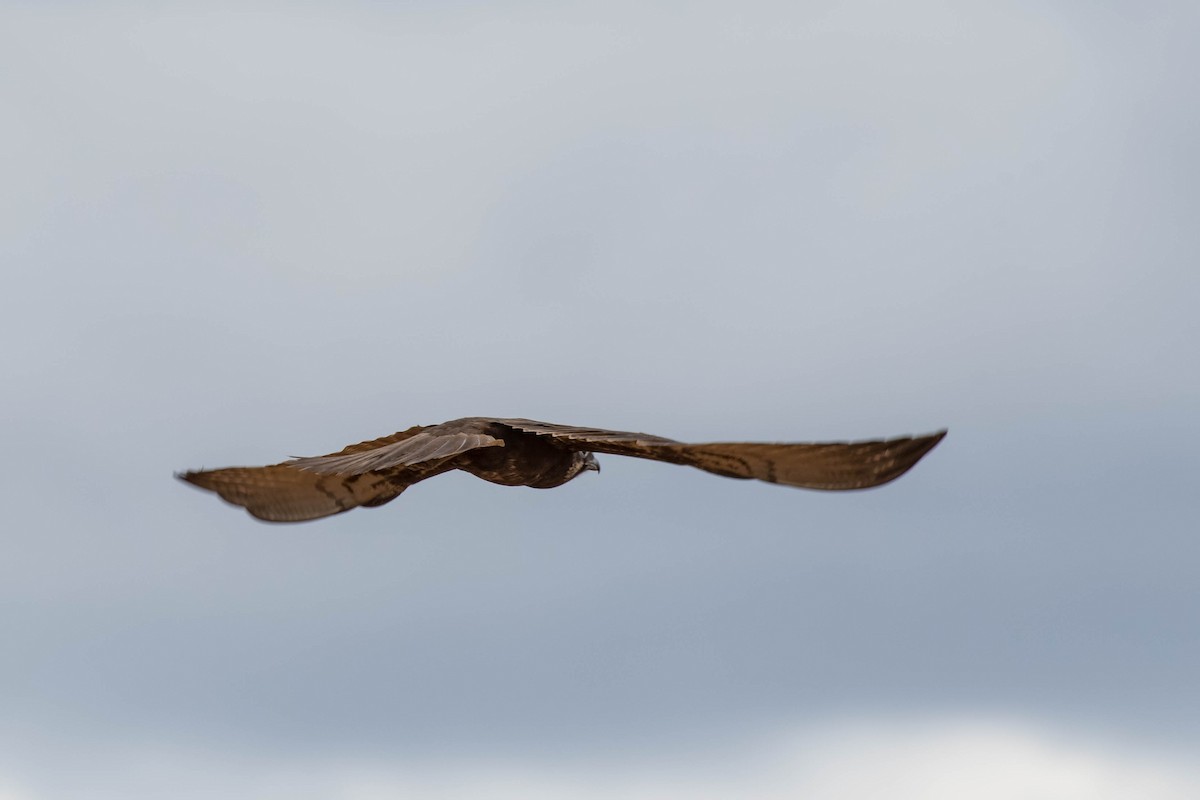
[1,0,1197,793]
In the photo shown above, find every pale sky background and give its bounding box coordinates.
[2,1,1198,797]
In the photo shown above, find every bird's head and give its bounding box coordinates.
[568,450,600,480]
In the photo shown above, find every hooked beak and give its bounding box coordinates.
[583,452,600,473]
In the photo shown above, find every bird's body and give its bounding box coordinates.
[178,417,945,523]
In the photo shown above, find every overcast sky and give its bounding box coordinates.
[2,1,1198,797]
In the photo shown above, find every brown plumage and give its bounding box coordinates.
[177,417,946,523]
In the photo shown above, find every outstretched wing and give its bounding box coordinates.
[178,422,504,522]
[177,466,407,523]
[497,419,946,490]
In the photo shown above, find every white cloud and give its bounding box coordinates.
[5,717,1198,800]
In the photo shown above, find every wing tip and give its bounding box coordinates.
[807,428,948,491]
[870,427,947,488]
[920,428,948,448]
[175,470,209,489]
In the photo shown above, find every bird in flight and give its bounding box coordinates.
[178,417,946,523]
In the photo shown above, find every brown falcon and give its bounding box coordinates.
[177,417,946,523]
